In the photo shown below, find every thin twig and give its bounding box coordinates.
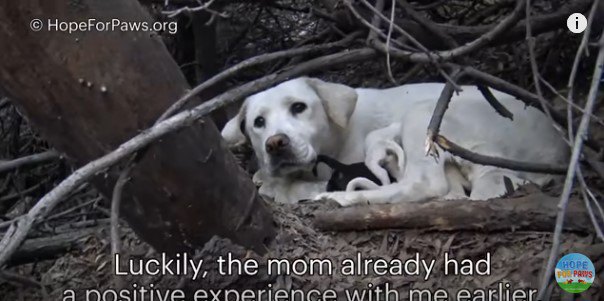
[539,75,604,127]
[162,0,216,18]
[526,0,562,142]
[476,84,514,120]
[537,32,604,301]
[366,0,385,42]
[0,183,44,204]
[566,0,601,143]
[342,1,409,50]
[397,0,459,48]
[398,63,425,84]
[45,197,101,222]
[578,170,604,241]
[385,0,396,83]
[0,150,61,174]
[111,167,131,289]
[0,48,377,268]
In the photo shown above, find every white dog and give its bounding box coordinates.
[221,77,568,206]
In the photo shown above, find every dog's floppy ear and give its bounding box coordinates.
[221,103,248,145]
[306,78,358,128]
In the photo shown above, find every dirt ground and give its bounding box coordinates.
[1,195,603,300]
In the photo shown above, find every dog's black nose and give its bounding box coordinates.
[265,134,290,154]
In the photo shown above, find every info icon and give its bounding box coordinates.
[555,253,595,293]
[567,13,588,33]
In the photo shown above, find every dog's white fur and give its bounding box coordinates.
[222,77,568,206]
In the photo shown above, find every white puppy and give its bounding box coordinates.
[222,77,568,205]
[364,122,406,185]
[345,123,405,191]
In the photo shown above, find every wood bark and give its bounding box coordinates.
[314,193,593,233]
[6,228,100,267]
[0,0,274,254]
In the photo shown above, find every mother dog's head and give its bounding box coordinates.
[221,77,358,176]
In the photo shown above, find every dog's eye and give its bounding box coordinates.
[290,102,307,115]
[253,116,265,128]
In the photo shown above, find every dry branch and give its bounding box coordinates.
[426,69,463,139]
[525,0,562,146]
[435,135,568,174]
[476,84,514,120]
[0,48,377,269]
[6,227,101,267]
[110,168,130,289]
[397,0,458,49]
[0,150,61,174]
[366,0,385,42]
[314,193,591,233]
[566,0,602,141]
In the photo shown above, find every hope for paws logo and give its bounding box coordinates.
[555,253,595,293]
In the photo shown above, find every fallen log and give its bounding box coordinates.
[314,193,592,233]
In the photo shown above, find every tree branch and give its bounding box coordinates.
[435,135,568,174]
[476,84,514,120]
[0,150,61,174]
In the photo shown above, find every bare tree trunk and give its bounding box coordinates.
[0,0,274,254]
